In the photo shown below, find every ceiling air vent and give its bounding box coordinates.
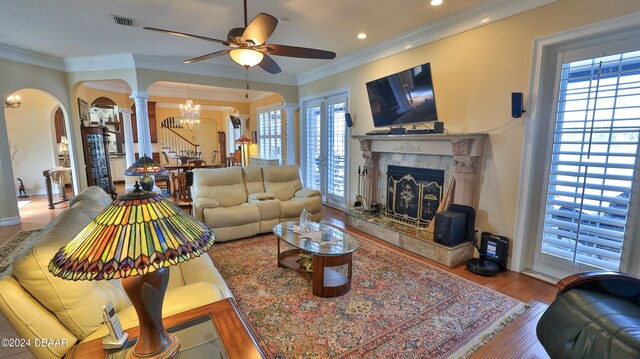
[113,15,135,27]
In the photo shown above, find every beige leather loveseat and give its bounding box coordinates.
[192,165,322,241]
[0,186,231,359]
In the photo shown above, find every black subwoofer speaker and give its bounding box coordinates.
[434,211,467,247]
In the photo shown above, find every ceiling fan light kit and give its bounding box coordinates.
[143,0,336,74]
[230,49,264,68]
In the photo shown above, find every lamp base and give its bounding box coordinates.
[127,333,180,359]
[121,268,180,359]
[140,175,154,191]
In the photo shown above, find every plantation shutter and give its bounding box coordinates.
[258,107,282,161]
[541,50,640,271]
[327,98,347,198]
[305,102,322,191]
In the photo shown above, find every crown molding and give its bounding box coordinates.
[297,0,557,85]
[83,80,131,94]
[132,54,298,86]
[64,53,136,72]
[155,102,233,111]
[0,43,64,71]
[148,84,272,103]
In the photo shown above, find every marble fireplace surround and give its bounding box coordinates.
[349,133,488,266]
[353,133,488,209]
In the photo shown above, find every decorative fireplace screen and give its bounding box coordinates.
[383,165,444,227]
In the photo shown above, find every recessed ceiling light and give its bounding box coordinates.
[430,0,443,6]
[357,33,367,40]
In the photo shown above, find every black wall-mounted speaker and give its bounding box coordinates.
[345,113,353,128]
[512,92,524,118]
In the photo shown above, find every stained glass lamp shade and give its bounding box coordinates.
[49,185,215,358]
[124,155,169,191]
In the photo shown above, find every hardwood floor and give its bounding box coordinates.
[0,196,555,359]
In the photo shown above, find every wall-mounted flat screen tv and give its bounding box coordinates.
[366,63,438,127]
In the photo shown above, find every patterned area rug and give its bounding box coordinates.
[0,229,41,273]
[209,233,527,359]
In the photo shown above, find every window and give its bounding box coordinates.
[228,119,241,155]
[258,106,282,161]
[540,50,640,271]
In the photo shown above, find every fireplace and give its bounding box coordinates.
[345,134,487,267]
[383,165,444,227]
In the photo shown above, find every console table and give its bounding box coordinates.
[43,167,72,209]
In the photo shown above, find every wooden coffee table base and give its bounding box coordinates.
[277,244,354,297]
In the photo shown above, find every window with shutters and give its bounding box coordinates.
[228,120,241,155]
[305,104,322,191]
[258,106,282,162]
[540,50,640,271]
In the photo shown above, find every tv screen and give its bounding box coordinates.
[366,63,438,128]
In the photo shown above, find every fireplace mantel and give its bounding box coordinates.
[353,132,488,207]
[352,133,487,156]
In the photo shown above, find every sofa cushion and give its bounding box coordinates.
[68,185,113,208]
[280,197,323,218]
[537,289,640,359]
[203,203,261,228]
[12,206,130,340]
[263,165,303,201]
[243,166,265,194]
[192,167,247,207]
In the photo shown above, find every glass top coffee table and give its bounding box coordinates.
[273,221,360,297]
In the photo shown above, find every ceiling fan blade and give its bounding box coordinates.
[184,50,230,64]
[143,26,227,45]
[264,44,336,59]
[243,13,278,46]
[258,54,281,74]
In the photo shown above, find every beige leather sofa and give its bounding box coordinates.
[192,165,322,241]
[0,186,232,359]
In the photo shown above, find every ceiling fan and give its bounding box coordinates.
[143,0,336,74]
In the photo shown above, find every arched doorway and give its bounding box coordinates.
[4,88,74,215]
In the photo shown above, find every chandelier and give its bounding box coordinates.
[5,95,21,109]
[179,84,200,131]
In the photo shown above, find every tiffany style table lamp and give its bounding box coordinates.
[124,155,169,191]
[48,183,215,358]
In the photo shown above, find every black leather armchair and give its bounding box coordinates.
[536,271,640,358]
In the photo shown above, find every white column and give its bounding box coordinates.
[130,91,153,159]
[0,109,20,226]
[119,109,135,167]
[283,103,297,165]
[236,114,250,137]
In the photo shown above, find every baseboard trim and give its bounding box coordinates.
[0,215,22,227]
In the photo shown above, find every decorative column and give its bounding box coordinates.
[119,109,135,167]
[451,139,482,207]
[283,103,297,165]
[0,109,20,226]
[360,139,379,209]
[130,91,153,159]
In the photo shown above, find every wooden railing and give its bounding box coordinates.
[161,125,200,158]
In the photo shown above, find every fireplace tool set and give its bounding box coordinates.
[354,166,365,207]
[354,165,381,213]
